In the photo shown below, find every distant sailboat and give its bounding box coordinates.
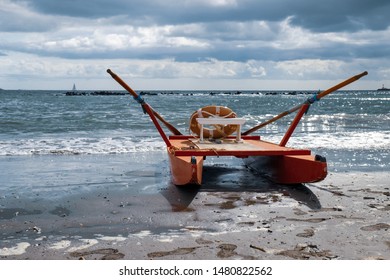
[72,83,77,91]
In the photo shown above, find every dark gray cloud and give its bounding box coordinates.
[3,0,389,63]
[26,0,390,32]
[1,0,389,89]
[0,0,57,32]
[26,0,163,21]
[288,0,390,32]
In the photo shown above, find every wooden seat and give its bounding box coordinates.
[196,117,246,143]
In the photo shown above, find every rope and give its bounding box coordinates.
[133,95,146,113]
[304,91,321,114]
[133,95,145,104]
[306,92,320,104]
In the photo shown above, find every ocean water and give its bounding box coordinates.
[0,89,389,173]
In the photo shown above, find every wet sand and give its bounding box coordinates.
[0,153,389,260]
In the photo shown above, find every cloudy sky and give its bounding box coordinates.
[0,0,389,90]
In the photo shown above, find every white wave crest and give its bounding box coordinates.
[0,136,165,156]
[1,130,388,156]
[266,131,390,150]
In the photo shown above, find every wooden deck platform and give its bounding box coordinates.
[169,135,312,157]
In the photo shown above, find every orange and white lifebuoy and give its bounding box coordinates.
[189,106,237,139]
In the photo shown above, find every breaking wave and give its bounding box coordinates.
[0,136,165,156]
[1,130,388,156]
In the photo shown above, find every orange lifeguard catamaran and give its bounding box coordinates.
[107,69,367,186]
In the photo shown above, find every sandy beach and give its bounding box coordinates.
[0,153,389,260]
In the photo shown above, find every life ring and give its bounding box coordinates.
[189,106,237,139]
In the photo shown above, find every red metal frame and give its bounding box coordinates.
[168,135,261,141]
[172,149,311,157]
[279,103,310,147]
[142,104,172,147]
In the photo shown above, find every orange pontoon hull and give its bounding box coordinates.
[168,147,204,185]
[243,154,327,184]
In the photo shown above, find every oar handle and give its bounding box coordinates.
[107,69,142,102]
[316,71,368,100]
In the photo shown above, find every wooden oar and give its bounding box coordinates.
[242,71,368,135]
[107,69,182,135]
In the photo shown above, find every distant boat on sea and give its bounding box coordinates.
[377,84,390,91]
[72,83,77,91]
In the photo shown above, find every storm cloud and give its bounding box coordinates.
[0,0,389,89]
